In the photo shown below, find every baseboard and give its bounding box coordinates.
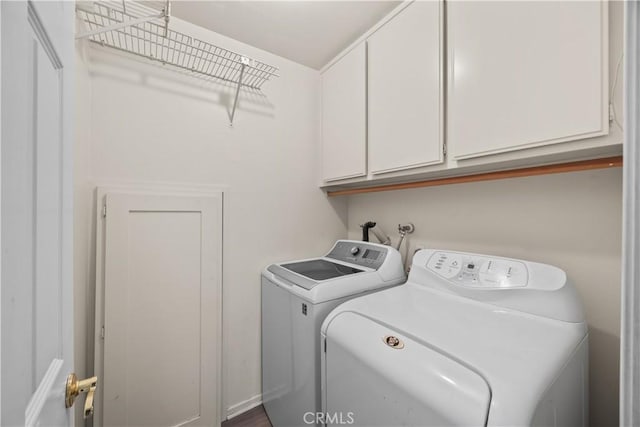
[226,393,263,420]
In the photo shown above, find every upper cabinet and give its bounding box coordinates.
[319,0,616,190]
[368,1,443,174]
[321,43,367,182]
[448,1,608,160]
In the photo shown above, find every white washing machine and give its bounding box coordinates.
[262,240,405,427]
[321,249,588,426]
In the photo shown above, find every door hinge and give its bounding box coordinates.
[443,141,447,157]
[323,338,327,353]
[100,326,105,339]
[102,205,107,218]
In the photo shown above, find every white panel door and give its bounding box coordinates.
[1,1,75,425]
[368,1,444,174]
[448,1,608,160]
[101,193,222,427]
[321,43,367,182]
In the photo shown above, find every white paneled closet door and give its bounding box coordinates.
[99,192,222,427]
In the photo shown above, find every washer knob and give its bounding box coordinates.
[350,246,360,255]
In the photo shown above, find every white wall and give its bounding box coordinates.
[346,167,622,426]
[74,17,347,423]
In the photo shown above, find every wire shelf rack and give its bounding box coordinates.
[76,1,279,123]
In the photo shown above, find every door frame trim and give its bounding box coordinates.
[621,1,640,424]
[0,2,3,419]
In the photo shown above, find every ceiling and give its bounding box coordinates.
[171,1,401,69]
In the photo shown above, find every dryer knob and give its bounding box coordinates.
[350,246,360,255]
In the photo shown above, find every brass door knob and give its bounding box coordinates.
[65,373,98,418]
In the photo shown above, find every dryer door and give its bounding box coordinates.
[324,312,491,426]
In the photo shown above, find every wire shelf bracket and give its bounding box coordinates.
[76,1,279,125]
[230,57,250,126]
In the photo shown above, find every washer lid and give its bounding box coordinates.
[280,259,363,281]
[325,312,491,426]
[267,259,367,290]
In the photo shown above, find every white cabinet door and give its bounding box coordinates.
[99,192,222,427]
[368,1,443,174]
[321,43,367,182]
[448,1,608,160]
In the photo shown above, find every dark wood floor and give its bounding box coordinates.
[222,405,272,427]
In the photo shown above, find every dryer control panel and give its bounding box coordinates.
[426,251,528,288]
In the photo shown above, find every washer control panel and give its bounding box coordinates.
[426,251,528,288]
[326,241,388,270]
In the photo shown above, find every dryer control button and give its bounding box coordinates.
[478,259,528,288]
[427,252,461,279]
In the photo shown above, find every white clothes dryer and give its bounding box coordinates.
[321,249,588,426]
[262,240,405,427]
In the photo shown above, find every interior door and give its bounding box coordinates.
[99,192,222,427]
[1,1,76,425]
